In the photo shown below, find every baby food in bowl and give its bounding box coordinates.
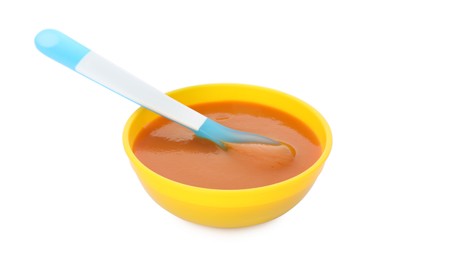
[134,101,321,189]
[123,83,332,228]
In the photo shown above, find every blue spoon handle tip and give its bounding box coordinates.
[35,29,90,70]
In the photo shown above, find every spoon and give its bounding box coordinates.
[34,29,280,149]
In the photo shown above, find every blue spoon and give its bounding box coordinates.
[35,29,279,149]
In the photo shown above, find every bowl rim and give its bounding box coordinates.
[122,83,332,196]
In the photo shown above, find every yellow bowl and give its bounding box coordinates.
[122,83,332,228]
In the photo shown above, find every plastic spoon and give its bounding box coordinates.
[34,29,280,149]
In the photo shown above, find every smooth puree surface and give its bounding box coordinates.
[133,101,321,189]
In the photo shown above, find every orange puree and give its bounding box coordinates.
[133,101,321,189]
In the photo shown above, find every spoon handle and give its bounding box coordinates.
[35,29,207,131]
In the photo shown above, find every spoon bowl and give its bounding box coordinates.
[123,83,332,228]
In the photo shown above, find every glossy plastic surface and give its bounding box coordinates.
[34,29,89,70]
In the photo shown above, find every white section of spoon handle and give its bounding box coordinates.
[75,52,207,131]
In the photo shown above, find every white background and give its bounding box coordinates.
[1,0,457,259]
